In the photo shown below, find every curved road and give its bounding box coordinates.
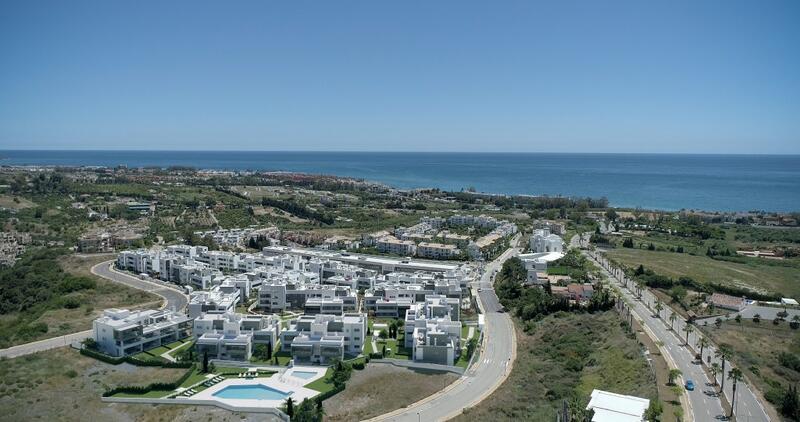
[369,240,520,422]
[0,260,188,359]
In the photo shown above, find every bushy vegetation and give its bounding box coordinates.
[495,256,614,326]
[455,312,656,421]
[103,364,197,397]
[261,197,334,225]
[0,248,100,347]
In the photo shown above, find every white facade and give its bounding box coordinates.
[92,308,192,357]
[530,229,564,253]
[188,286,240,319]
[194,312,280,361]
[280,313,367,364]
[403,295,462,366]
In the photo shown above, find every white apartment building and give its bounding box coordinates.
[280,313,367,364]
[197,250,241,272]
[187,286,241,318]
[417,242,461,260]
[116,249,158,274]
[258,281,356,314]
[194,312,280,361]
[92,308,192,357]
[376,236,417,256]
[403,295,462,366]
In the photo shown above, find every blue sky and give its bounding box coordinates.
[1,1,798,153]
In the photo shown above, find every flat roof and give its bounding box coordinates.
[262,246,459,272]
[586,389,649,422]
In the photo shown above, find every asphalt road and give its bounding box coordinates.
[91,261,189,312]
[370,239,520,422]
[0,260,188,359]
[589,251,770,422]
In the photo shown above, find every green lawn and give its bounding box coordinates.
[164,340,185,349]
[178,367,209,389]
[455,350,470,368]
[364,337,374,354]
[461,324,469,340]
[606,247,800,298]
[377,339,411,360]
[166,340,194,357]
[145,345,171,356]
[132,351,165,362]
[305,368,335,393]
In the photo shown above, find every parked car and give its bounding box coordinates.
[685,379,695,391]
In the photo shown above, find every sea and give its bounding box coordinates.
[1,150,798,213]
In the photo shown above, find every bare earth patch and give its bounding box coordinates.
[323,364,459,422]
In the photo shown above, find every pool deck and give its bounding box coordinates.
[180,365,328,410]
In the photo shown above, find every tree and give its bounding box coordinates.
[734,314,742,330]
[782,384,800,420]
[285,397,294,418]
[716,344,733,392]
[378,329,388,341]
[753,313,761,323]
[381,344,386,358]
[388,320,397,339]
[791,315,800,330]
[715,317,723,328]
[644,399,663,422]
[682,323,694,346]
[728,368,744,418]
[710,363,721,386]
[267,342,273,360]
[668,312,677,331]
[696,337,709,362]
[668,368,682,385]
[202,351,209,373]
[654,300,663,318]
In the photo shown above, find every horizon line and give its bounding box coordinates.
[1,149,799,157]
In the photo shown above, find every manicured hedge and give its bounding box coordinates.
[80,348,192,368]
[103,364,197,397]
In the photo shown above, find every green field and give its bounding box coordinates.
[606,248,800,298]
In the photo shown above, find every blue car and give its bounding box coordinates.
[685,379,695,391]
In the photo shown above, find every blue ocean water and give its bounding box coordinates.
[1,150,798,212]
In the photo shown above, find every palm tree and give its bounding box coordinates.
[697,337,710,362]
[668,312,677,331]
[710,362,721,386]
[716,344,733,392]
[728,368,744,418]
[682,323,694,346]
[654,300,663,319]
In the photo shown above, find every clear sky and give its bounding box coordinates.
[1,1,798,153]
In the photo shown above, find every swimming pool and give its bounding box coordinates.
[212,384,292,400]
[291,371,317,380]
